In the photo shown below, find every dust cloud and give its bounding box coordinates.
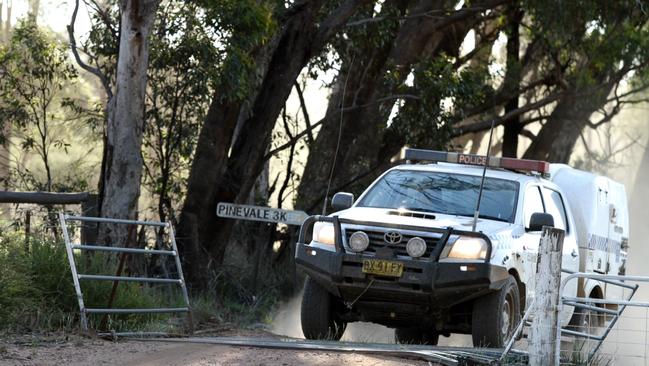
[269,290,304,339]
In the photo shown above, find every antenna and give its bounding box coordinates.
[322,55,355,215]
[472,120,496,232]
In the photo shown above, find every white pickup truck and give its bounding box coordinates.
[295,148,628,347]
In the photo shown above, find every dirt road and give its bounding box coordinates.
[0,333,428,366]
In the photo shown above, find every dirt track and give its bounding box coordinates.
[0,333,428,366]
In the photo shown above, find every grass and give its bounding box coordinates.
[0,231,283,335]
[561,338,613,366]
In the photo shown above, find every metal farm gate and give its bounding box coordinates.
[59,213,192,336]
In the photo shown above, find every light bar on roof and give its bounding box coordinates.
[404,148,550,174]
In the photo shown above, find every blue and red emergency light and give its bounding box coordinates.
[404,148,550,174]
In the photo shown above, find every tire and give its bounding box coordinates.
[472,275,521,347]
[300,277,347,340]
[395,327,439,345]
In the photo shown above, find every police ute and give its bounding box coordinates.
[295,148,629,347]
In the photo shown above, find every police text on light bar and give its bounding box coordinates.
[404,148,550,174]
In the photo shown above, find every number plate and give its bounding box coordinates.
[362,259,404,277]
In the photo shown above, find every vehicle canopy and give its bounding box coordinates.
[550,164,629,259]
[389,149,629,255]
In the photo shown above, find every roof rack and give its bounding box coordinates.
[404,148,550,174]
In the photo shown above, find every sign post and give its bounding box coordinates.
[216,202,308,226]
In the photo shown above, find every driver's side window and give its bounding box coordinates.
[524,186,545,229]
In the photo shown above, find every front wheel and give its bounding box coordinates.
[472,276,521,347]
[300,277,347,340]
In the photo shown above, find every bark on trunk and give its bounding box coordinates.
[98,0,160,246]
[501,7,523,158]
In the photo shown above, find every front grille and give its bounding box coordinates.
[344,228,443,258]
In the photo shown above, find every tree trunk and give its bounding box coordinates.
[177,0,369,287]
[0,1,4,43]
[4,0,12,44]
[501,7,523,158]
[98,0,160,246]
[28,0,39,23]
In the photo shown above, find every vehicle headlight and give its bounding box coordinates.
[312,222,335,246]
[349,231,369,252]
[440,236,488,260]
[406,237,427,258]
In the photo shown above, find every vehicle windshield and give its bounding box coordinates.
[357,170,519,223]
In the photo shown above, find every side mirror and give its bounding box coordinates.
[331,192,354,211]
[528,212,554,232]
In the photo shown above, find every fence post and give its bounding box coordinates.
[24,210,31,252]
[80,194,98,244]
[529,226,565,366]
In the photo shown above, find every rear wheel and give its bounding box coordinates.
[395,327,439,345]
[472,276,521,347]
[300,277,347,340]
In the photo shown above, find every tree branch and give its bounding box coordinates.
[314,0,372,49]
[520,129,537,140]
[346,5,504,28]
[277,108,296,209]
[293,81,314,145]
[67,0,112,99]
[461,75,555,121]
[451,92,564,137]
[264,118,325,160]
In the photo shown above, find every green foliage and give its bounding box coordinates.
[206,0,276,101]
[390,56,493,149]
[0,19,97,192]
[524,0,649,87]
[0,234,76,330]
[0,19,77,131]
[142,1,223,222]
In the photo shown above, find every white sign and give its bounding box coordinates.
[216,202,308,226]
